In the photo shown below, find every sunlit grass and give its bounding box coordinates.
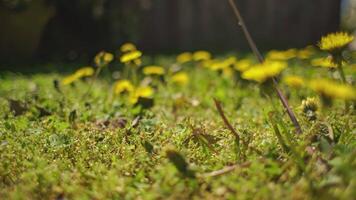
[0,37,356,199]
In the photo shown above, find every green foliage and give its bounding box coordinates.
[0,54,355,199]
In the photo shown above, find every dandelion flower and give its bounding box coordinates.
[283,75,305,88]
[176,52,193,64]
[133,58,142,66]
[143,66,165,76]
[222,67,234,78]
[120,42,136,52]
[301,97,319,113]
[311,57,337,68]
[297,46,315,59]
[300,97,319,121]
[209,60,226,71]
[223,56,237,66]
[309,79,356,100]
[234,58,252,72]
[207,57,235,72]
[201,59,214,69]
[193,51,211,61]
[62,75,79,85]
[94,51,114,67]
[120,50,142,63]
[318,32,354,53]
[129,86,154,105]
[241,60,287,83]
[114,80,134,95]
[171,72,189,86]
[62,67,95,85]
[75,67,95,77]
[266,49,297,60]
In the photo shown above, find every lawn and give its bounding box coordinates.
[0,44,356,199]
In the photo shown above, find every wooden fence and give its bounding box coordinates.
[0,0,342,62]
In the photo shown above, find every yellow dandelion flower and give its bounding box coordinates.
[114,80,134,95]
[301,97,319,113]
[241,60,287,83]
[223,56,237,66]
[120,42,136,52]
[120,50,142,63]
[129,86,154,105]
[143,66,165,75]
[309,79,356,100]
[234,58,252,72]
[266,49,297,60]
[201,59,214,68]
[135,86,153,98]
[300,97,319,121]
[223,67,234,78]
[74,67,95,77]
[193,50,211,61]
[297,46,315,59]
[62,74,79,85]
[176,52,193,64]
[171,72,189,86]
[318,32,354,52]
[311,57,337,68]
[62,67,95,85]
[207,57,235,71]
[209,60,226,71]
[133,58,142,66]
[94,51,114,67]
[283,75,305,88]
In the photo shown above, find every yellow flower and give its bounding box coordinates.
[143,66,165,75]
[133,58,142,66]
[75,67,95,77]
[222,67,234,78]
[209,60,226,71]
[176,52,193,64]
[222,56,237,68]
[114,80,134,95]
[283,75,305,88]
[62,74,79,85]
[234,58,252,72]
[311,57,337,68]
[129,86,154,105]
[171,72,189,86]
[297,46,315,59]
[309,79,356,100]
[193,51,211,61]
[120,43,136,52]
[301,97,319,113]
[266,49,297,60]
[318,32,354,52]
[300,97,319,121]
[120,50,142,63]
[241,60,287,83]
[94,51,114,67]
[207,57,236,71]
[201,59,214,68]
[62,67,95,85]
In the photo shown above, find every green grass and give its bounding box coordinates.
[0,55,356,200]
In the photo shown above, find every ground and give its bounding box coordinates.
[0,52,355,200]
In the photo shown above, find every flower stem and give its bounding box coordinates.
[337,65,347,84]
[227,0,302,134]
[336,63,349,113]
[82,67,102,101]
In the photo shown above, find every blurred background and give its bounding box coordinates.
[0,0,354,67]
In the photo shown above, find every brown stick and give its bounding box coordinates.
[202,161,251,177]
[214,99,240,141]
[227,0,302,134]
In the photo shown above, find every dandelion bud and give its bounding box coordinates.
[301,97,319,121]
